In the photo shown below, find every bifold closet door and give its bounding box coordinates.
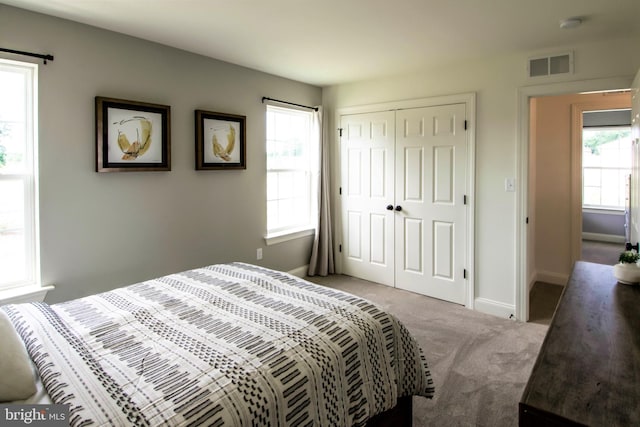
[340,111,395,286]
[394,104,467,304]
[340,104,467,305]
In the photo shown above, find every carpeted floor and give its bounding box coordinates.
[581,239,623,265]
[300,241,618,425]
[305,274,555,427]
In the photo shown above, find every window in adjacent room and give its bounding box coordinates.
[265,104,318,243]
[0,59,38,290]
[582,125,632,210]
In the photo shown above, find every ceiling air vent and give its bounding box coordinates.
[527,52,573,78]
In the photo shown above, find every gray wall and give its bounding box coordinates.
[582,211,625,236]
[0,5,322,303]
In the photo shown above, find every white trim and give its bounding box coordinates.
[582,208,625,215]
[265,104,317,242]
[0,285,53,305]
[582,232,625,243]
[335,93,476,309]
[337,93,475,116]
[264,227,314,246]
[473,297,516,319]
[0,58,39,290]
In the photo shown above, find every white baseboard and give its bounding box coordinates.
[535,270,569,286]
[474,297,516,320]
[582,232,625,244]
[288,265,309,278]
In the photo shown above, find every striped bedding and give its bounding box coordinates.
[3,263,434,426]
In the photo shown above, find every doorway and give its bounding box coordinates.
[527,97,631,324]
[516,77,632,322]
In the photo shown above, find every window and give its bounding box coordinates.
[266,104,318,242]
[0,59,38,290]
[582,126,632,209]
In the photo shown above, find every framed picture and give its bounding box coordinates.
[95,96,171,172]
[195,110,246,170]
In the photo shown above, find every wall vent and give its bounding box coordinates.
[527,52,573,78]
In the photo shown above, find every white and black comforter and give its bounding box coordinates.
[3,263,434,426]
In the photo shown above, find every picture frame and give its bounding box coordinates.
[195,110,246,170]
[95,96,171,172]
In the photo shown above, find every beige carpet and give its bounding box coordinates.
[305,275,553,427]
[581,239,623,265]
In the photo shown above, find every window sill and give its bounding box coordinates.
[265,227,315,246]
[0,285,55,305]
[583,207,625,215]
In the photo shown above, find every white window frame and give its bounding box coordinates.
[265,103,318,245]
[0,58,39,291]
[581,125,631,211]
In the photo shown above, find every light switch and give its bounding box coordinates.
[505,178,516,192]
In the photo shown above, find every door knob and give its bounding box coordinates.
[395,205,402,211]
[386,204,394,210]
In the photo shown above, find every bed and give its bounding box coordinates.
[1,262,434,426]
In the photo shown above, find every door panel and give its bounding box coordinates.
[347,211,362,259]
[370,213,388,265]
[341,111,395,286]
[403,217,423,272]
[404,147,424,201]
[371,148,387,197]
[434,146,454,203]
[433,221,454,279]
[395,104,467,304]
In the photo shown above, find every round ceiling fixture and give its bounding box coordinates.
[560,17,582,29]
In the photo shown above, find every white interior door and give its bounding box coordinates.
[340,111,395,286]
[395,104,467,304]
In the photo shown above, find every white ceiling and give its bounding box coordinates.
[3,0,639,86]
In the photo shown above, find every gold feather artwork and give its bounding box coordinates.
[115,116,152,160]
[212,125,236,161]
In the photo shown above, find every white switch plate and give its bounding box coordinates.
[505,178,516,192]
[256,248,263,260]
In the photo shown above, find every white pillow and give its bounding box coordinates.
[0,310,37,402]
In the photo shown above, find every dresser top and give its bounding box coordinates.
[521,261,640,426]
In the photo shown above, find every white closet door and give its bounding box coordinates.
[339,103,468,305]
[395,104,467,304]
[340,111,395,286]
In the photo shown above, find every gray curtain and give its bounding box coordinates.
[308,106,335,276]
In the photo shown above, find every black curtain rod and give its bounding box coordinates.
[0,48,54,64]
[262,97,318,111]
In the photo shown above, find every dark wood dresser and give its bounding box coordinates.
[519,261,640,426]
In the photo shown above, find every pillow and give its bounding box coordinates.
[0,310,37,402]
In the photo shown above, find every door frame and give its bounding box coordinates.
[335,92,476,308]
[516,76,632,321]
